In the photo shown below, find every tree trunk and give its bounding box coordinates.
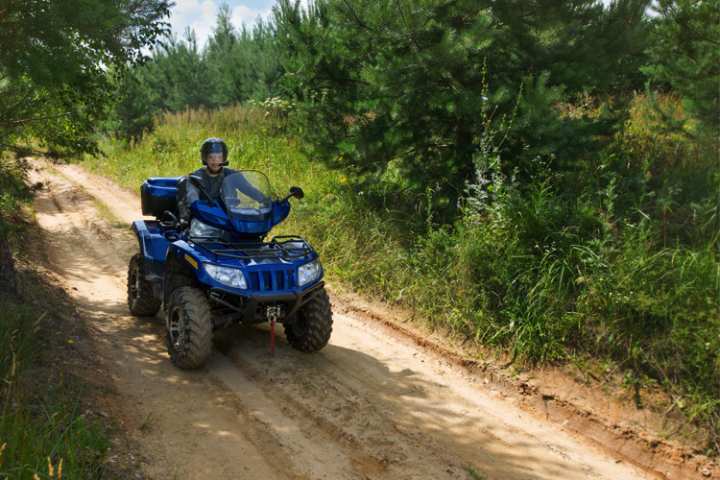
[0,235,17,296]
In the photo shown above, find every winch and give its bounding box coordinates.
[266,305,282,354]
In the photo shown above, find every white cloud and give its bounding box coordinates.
[169,1,272,47]
[170,0,217,45]
[231,4,270,29]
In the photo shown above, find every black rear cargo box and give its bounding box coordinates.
[141,177,181,218]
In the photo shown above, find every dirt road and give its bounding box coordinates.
[28,160,660,480]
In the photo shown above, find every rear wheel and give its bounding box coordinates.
[285,288,333,352]
[166,287,213,369]
[127,253,161,316]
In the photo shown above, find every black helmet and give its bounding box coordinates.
[200,137,229,166]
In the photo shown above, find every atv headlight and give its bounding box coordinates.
[204,263,247,289]
[298,260,322,286]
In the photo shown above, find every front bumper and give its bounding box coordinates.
[207,281,325,323]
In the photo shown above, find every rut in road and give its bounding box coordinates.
[28,160,653,480]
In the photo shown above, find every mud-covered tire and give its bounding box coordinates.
[165,287,213,369]
[285,288,333,352]
[127,253,161,316]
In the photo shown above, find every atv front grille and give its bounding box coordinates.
[247,269,295,292]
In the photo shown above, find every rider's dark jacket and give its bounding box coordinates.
[177,167,238,222]
[177,167,269,223]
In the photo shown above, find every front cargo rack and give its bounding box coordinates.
[191,235,313,260]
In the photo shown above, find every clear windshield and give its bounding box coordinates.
[221,171,273,216]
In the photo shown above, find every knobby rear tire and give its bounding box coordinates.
[285,287,333,353]
[127,253,161,316]
[166,287,213,369]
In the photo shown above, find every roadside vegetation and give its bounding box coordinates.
[0,1,170,474]
[0,158,110,479]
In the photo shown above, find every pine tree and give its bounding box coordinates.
[273,0,651,215]
[206,4,239,106]
[643,0,720,139]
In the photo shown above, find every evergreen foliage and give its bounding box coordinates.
[0,0,171,301]
[0,0,171,154]
[644,0,720,140]
[272,0,652,215]
[113,6,281,139]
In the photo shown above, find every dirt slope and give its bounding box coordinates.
[27,159,697,480]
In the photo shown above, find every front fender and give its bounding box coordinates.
[162,241,207,307]
[166,240,208,273]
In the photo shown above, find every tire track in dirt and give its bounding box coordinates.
[29,160,659,480]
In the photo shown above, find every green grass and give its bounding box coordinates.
[0,299,110,479]
[0,157,110,479]
[464,465,487,480]
[0,155,32,240]
[83,104,720,454]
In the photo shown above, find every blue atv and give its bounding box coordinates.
[127,170,332,369]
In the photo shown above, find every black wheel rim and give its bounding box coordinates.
[289,314,309,337]
[129,260,141,301]
[168,306,185,350]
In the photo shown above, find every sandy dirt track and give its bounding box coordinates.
[26,160,663,480]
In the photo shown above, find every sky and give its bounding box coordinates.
[169,0,302,46]
[169,0,622,48]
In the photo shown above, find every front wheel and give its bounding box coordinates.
[127,253,161,316]
[285,288,333,352]
[165,287,213,369]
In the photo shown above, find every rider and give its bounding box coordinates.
[178,137,267,224]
